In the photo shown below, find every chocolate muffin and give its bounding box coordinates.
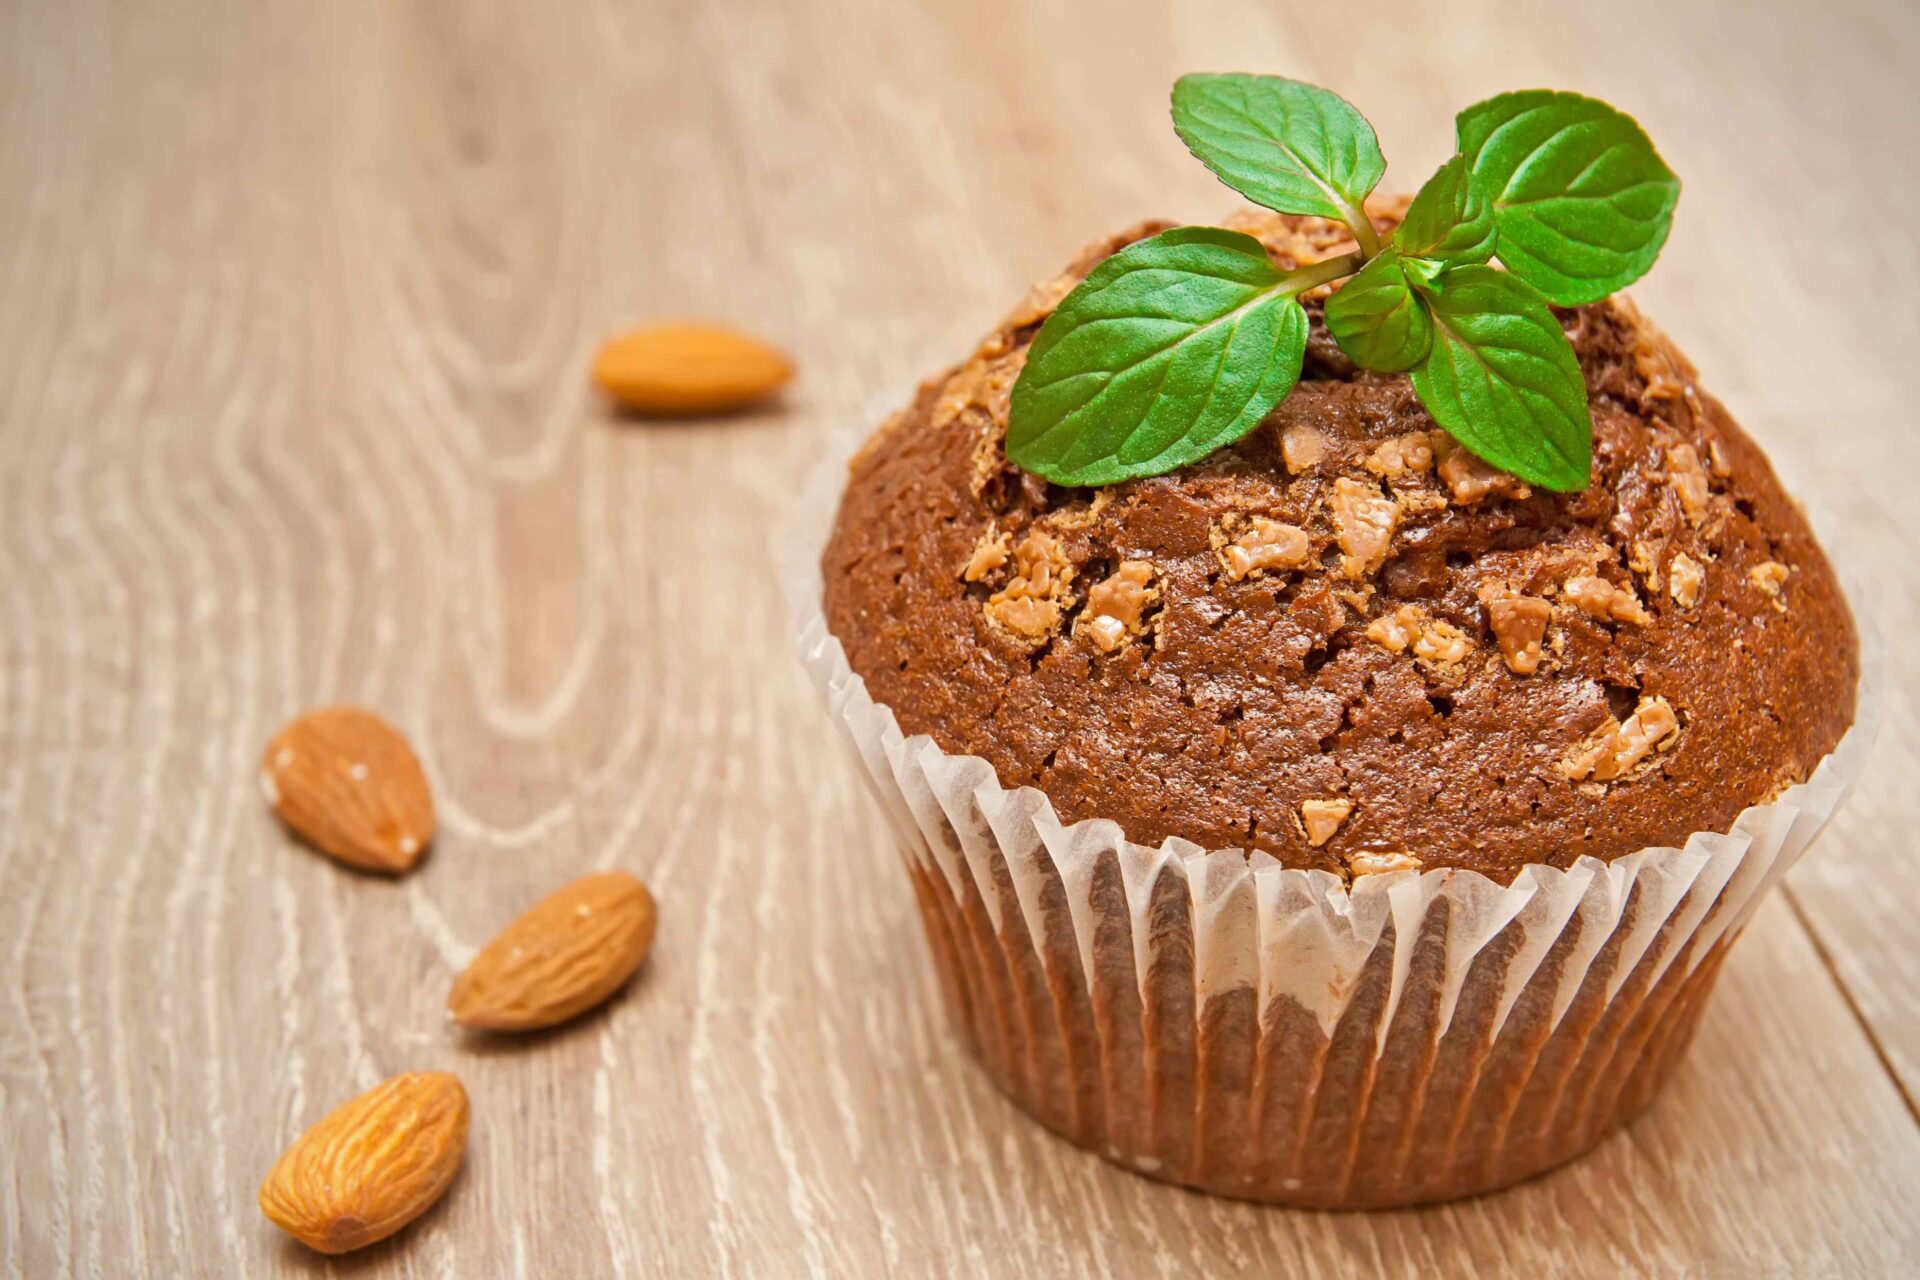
[803,206,1866,1208]
[823,209,1856,883]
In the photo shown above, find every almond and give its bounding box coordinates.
[261,706,434,873]
[591,322,792,415]
[448,870,657,1031]
[258,1072,468,1254]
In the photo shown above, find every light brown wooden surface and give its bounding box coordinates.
[2,0,1916,1275]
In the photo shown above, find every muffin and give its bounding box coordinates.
[803,206,1864,1207]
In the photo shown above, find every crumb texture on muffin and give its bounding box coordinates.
[822,208,1858,881]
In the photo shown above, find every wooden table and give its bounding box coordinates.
[3,0,1915,1274]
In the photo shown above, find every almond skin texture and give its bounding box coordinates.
[261,706,433,873]
[258,1072,469,1255]
[591,322,792,415]
[448,870,657,1031]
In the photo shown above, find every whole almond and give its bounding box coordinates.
[258,1072,468,1255]
[261,706,433,873]
[448,870,657,1031]
[591,322,792,415]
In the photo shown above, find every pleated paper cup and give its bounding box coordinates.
[786,445,1876,1209]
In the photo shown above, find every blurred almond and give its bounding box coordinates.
[591,322,792,415]
[448,870,656,1032]
[258,1072,468,1255]
[261,706,433,873]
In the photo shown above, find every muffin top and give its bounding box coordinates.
[821,209,1858,882]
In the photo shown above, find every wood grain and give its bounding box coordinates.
[1,0,1915,1275]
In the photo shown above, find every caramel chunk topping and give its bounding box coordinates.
[1299,797,1353,847]
[1564,574,1653,626]
[961,530,1010,583]
[1349,850,1423,877]
[1665,444,1711,527]
[1414,618,1471,666]
[1367,605,1470,668]
[1365,606,1418,653]
[933,351,1022,432]
[1081,615,1125,652]
[1281,423,1327,474]
[1078,561,1157,652]
[1627,540,1662,592]
[984,531,1074,639]
[987,595,1059,638]
[1668,553,1705,609]
[1560,695,1681,782]
[1479,585,1552,675]
[1221,517,1311,581]
[1750,560,1790,595]
[1365,433,1434,480]
[1435,435,1532,505]
[1335,585,1374,614]
[1330,478,1399,578]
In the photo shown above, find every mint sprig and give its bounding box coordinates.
[1323,250,1429,372]
[1006,227,1316,485]
[1004,74,1679,492]
[1171,73,1387,255]
[1411,265,1592,489]
[1456,91,1680,305]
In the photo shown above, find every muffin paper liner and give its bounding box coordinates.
[784,441,1878,1208]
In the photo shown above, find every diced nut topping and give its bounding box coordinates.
[1627,540,1662,592]
[1435,435,1533,505]
[988,595,1059,637]
[1082,615,1126,652]
[1750,560,1790,611]
[1367,604,1471,668]
[1669,553,1705,608]
[932,352,1022,431]
[962,530,1010,582]
[1399,490,1449,515]
[1560,695,1681,782]
[1280,423,1327,473]
[1299,797,1353,847]
[984,531,1074,639]
[1633,334,1686,402]
[1221,517,1311,581]
[1750,560,1790,595]
[1414,619,1471,666]
[1564,574,1653,626]
[1665,444,1711,527]
[1614,296,1697,406]
[1707,437,1733,477]
[1330,478,1399,579]
[1335,585,1374,614]
[1366,606,1418,653]
[1365,433,1434,480]
[1479,585,1552,675]
[1078,561,1157,653]
[1349,850,1423,877]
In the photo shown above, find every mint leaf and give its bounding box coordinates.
[1325,250,1431,372]
[1395,154,1494,263]
[1457,90,1680,306]
[1006,227,1308,486]
[1172,74,1385,233]
[1408,265,1590,490]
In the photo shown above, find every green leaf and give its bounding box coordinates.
[1006,227,1309,486]
[1171,73,1385,228]
[1408,265,1591,490]
[1395,154,1495,263]
[1325,250,1431,372]
[1457,90,1680,305]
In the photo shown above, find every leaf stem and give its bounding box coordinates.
[1342,203,1383,259]
[1279,250,1364,296]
